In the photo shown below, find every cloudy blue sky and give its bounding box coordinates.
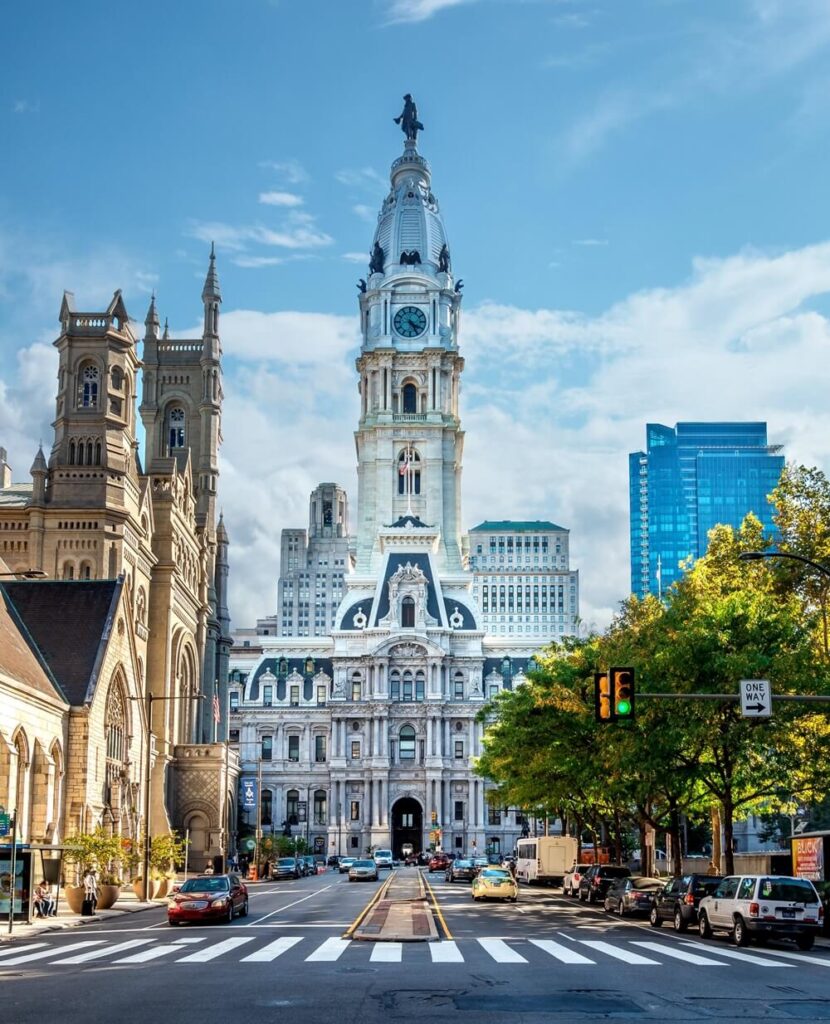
[2,0,830,630]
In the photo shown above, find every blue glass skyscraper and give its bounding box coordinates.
[629,422,784,599]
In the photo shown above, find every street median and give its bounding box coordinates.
[349,870,438,942]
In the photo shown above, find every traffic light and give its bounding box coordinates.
[431,809,438,825]
[594,672,612,722]
[610,667,635,720]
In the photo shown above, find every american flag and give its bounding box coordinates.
[212,692,221,724]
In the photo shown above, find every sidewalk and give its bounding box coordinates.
[0,885,160,944]
[351,870,438,942]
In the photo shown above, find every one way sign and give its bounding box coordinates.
[740,679,772,718]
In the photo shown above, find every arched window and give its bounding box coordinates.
[286,789,300,826]
[167,407,186,451]
[78,364,99,409]
[305,657,315,675]
[69,441,76,465]
[79,562,92,580]
[397,449,421,495]
[351,672,362,702]
[86,441,94,466]
[390,670,401,701]
[402,671,413,702]
[401,596,415,628]
[105,684,128,806]
[313,789,327,826]
[261,789,273,826]
[399,725,416,760]
[402,382,417,414]
[454,671,465,700]
[95,441,102,465]
[136,588,147,625]
[62,563,74,580]
[415,670,425,702]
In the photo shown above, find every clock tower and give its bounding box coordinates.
[354,132,465,574]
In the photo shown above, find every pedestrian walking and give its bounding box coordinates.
[81,868,98,915]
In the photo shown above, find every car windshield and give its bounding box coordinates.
[454,860,473,868]
[277,858,297,866]
[179,877,229,893]
[693,878,723,895]
[759,878,818,903]
[631,878,663,890]
[375,850,392,857]
[481,870,510,878]
[352,860,374,868]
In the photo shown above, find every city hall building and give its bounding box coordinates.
[228,109,574,861]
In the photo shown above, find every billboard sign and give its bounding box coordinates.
[792,836,824,881]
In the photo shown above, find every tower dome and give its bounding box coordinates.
[371,139,451,281]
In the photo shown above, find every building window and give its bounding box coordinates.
[263,684,273,707]
[400,596,416,628]
[402,672,413,702]
[230,691,240,711]
[261,735,273,761]
[261,789,273,826]
[288,735,300,762]
[286,789,299,825]
[402,382,417,413]
[290,685,300,706]
[454,740,464,759]
[397,449,421,495]
[399,725,416,761]
[453,673,464,700]
[350,836,359,849]
[390,671,400,701]
[350,741,360,759]
[229,729,240,743]
[351,674,362,701]
[313,789,327,826]
[350,801,360,821]
[487,805,501,826]
[316,685,326,706]
[79,363,99,408]
[167,407,186,450]
[454,801,464,821]
[315,735,327,762]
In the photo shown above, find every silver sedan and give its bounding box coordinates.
[348,859,379,882]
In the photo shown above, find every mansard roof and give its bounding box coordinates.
[0,585,67,703]
[1,578,123,705]
[469,520,567,533]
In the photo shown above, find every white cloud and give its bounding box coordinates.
[258,159,308,184]
[573,238,609,247]
[342,252,368,263]
[335,167,386,190]
[383,0,475,23]
[258,191,304,207]
[352,204,376,223]
[13,99,39,115]
[231,255,289,268]
[187,212,333,253]
[220,309,359,364]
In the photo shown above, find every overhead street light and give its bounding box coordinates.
[739,550,830,582]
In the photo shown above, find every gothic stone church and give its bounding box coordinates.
[0,253,236,868]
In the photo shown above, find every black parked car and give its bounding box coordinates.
[445,859,478,883]
[604,876,664,917]
[578,865,632,903]
[649,873,724,932]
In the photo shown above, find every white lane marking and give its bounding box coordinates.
[631,941,728,966]
[478,938,528,963]
[679,943,792,967]
[0,942,48,958]
[370,942,402,962]
[116,944,189,963]
[429,941,464,963]
[529,939,595,964]
[177,937,256,962]
[305,937,351,962]
[241,936,303,962]
[730,945,830,967]
[578,940,660,965]
[171,937,205,944]
[253,884,335,924]
[0,941,103,965]
[51,939,155,964]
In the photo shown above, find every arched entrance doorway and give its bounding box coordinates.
[391,797,423,859]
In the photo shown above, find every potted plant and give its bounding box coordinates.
[150,831,188,898]
[63,829,125,912]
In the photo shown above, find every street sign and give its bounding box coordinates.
[740,679,771,718]
[241,778,257,810]
[0,813,10,838]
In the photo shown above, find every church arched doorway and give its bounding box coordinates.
[391,797,423,859]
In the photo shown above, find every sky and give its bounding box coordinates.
[2,0,830,632]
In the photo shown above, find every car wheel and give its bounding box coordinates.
[618,901,626,918]
[240,898,249,918]
[168,918,179,927]
[226,903,234,924]
[796,933,815,951]
[510,897,518,903]
[673,908,687,933]
[578,889,586,903]
[698,912,712,939]
[733,917,749,947]
[649,906,662,928]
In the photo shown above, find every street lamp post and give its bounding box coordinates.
[130,692,204,900]
[739,550,830,581]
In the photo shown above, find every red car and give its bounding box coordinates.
[428,853,451,872]
[168,873,248,926]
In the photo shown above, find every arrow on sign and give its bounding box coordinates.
[744,702,767,713]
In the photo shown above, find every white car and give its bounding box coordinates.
[338,857,357,874]
[698,874,822,950]
[373,848,393,869]
[563,863,591,897]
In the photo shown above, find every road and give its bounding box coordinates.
[3,867,830,1023]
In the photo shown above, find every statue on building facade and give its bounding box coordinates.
[369,242,385,275]
[357,278,367,293]
[394,94,424,142]
[438,244,450,273]
[400,250,422,266]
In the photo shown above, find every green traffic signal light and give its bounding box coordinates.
[610,667,635,721]
[616,698,632,716]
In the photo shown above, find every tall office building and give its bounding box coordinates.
[629,422,784,599]
[467,521,579,638]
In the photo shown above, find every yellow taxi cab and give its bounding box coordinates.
[471,868,519,902]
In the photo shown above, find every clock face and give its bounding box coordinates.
[393,305,427,339]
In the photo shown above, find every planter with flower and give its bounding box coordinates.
[63,829,125,912]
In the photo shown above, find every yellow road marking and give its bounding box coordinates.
[342,870,395,939]
[421,870,453,940]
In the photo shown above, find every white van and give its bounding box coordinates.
[374,848,393,868]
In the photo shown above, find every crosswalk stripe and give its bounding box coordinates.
[0,941,103,966]
[241,936,303,962]
[678,943,792,967]
[478,938,528,963]
[305,938,351,962]
[0,942,48,959]
[734,946,830,968]
[52,940,154,964]
[370,942,402,962]
[529,939,595,964]
[116,944,188,964]
[177,937,255,962]
[578,940,659,965]
[631,942,727,966]
[429,941,464,963]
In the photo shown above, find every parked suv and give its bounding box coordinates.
[563,863,592,898]
[578,865,631,903]
[650,873,724,932]
[698,875,823,950]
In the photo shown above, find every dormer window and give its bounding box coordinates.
[401,596,415,628]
